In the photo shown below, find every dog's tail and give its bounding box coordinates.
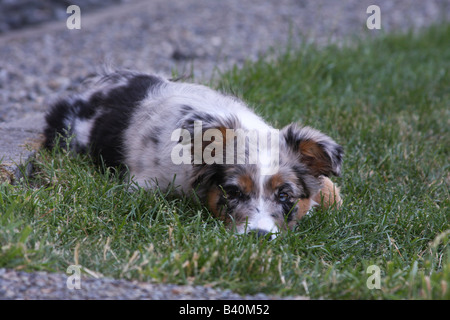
[43,96,96,153]
[43,69,143,153]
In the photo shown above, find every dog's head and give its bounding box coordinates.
[188,119,343,239]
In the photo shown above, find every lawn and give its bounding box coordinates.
[1,23,449,299]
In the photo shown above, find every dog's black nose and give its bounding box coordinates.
[249,229,272,239]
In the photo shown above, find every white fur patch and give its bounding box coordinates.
[74,118,94,147]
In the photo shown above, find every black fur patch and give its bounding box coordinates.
[44,73,163,169]
[282,200,296,223]
[179,105,194,116]
[43,98,94,151]
[291,164,313,199]
[191,163,226,200]
[88,75,161,168]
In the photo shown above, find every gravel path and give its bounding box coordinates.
[0,268,306,300]
[0,0,449,300]
[1,0,448,122]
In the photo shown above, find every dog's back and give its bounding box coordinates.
[44,71,165,167]
[44,70,270,190]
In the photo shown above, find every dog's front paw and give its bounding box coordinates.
[313,176,342,209]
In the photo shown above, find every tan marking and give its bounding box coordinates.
[296,198,312,220]
[295,177,341,224]
[238,174,254,194]
[218,126,227,142]
[191,126,227,164]
[207,188,234,225]
[299,140,331,177]
[207,188,222,218]
[269,173,284,191]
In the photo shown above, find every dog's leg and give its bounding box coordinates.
[313,176,342,209]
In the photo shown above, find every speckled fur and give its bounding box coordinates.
[44,70,343,238]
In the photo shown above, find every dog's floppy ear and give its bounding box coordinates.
[179,110,241,165]
[281,124,343,177]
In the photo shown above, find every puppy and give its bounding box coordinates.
[43,70,343,238]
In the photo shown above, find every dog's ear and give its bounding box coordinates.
[281,124,343,177]
[179,110,241,165]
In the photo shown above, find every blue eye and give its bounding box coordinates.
[278,192,289,202]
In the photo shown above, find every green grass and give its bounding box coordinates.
[1,24,449,299]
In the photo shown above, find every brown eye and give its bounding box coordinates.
[278,192,289,202]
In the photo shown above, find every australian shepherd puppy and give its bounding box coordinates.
[44,70,343,239]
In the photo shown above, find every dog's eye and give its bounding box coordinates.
[278,192,289,202]
[223,186,242,200]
